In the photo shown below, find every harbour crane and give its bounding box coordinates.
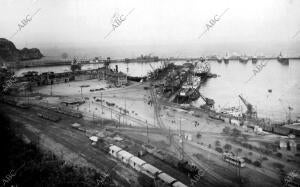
[238,94,257,119]
[278,98,293,124]
[199,93,215,107]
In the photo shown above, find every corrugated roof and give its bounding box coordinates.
[109,145,122,152]
[142,164,161,175]
[157,173,176,184]
[130,156,146,165]
[172,181,188,187]
[118,150,134,159]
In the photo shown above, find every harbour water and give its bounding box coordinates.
[194,60,300,122]
[14,59,300,122]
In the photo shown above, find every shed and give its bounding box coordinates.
[289,140,297,152]
[71,123,81,128]
[89,136,98,142]
[279,140,287,148]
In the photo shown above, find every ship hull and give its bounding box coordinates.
[277,58,289,65]
[251,58,258,63]
[224,59,229,64]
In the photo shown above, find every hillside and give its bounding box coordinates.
[0,38,43,62]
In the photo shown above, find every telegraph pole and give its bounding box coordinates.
[101,93,103,114]
[180,117,184,160]
[93,111,95,122]
[118,114,121,128]
[125,96,127,125]
[169,126,171,145]
[147,123,149,144]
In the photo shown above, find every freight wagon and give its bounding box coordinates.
[37,113,61,122]
[273,127,291,136]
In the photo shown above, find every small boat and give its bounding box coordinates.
[277,52,289,65]
[216,56,222,63]
[239,55,249,63]
[251,56,258,63]
[223,53,229,64]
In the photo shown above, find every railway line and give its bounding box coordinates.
[1,104,140,186]
[149,86,235,187]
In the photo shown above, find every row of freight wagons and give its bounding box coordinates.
[261,125,299,136]
[109,145,187,187]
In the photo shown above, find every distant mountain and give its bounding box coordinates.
[0,38,43,62]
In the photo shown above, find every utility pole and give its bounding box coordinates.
[169,126,171,145]
[118,114,121,128]
[101,92,103,114]
[93,111,95,122]
[125,96,127,125]
[180,117,184,160]
[147,124,149,144]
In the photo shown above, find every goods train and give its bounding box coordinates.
[109,145,187,187]
[261,124,296,136]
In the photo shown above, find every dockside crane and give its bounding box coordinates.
[199,93,215,107]
[238,94,257,119]
[278,98,293,124]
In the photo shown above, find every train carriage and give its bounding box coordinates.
[109,145,122,157]
[128,156,146,172]
[157,172,177,185]
[116,150,134,164]
[141,163,162,178]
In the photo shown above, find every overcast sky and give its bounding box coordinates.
[1,0,300,57]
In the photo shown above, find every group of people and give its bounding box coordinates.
[194,121,200,127]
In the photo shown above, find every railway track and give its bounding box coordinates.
[149,86,233,187]
[2,104,139,186]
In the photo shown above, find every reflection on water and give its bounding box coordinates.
[14,59,300,121]
[193,60,300,121]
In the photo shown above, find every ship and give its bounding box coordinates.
[251,56,258,63]
[182,75,201,89]
[223,53,229,64]
[178,87,200,103]
[239,54,249,63]
[277,52,289,65]
[216,56,222,63]
[70,58,81,71]
[194,59,210,78]
[136,54,159,62]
